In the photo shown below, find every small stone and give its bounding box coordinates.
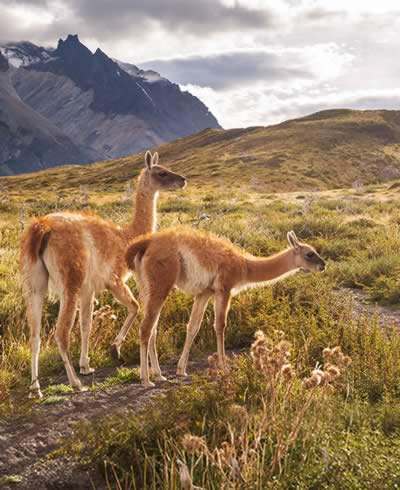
[73,400,85,409]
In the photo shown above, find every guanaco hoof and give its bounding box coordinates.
[29,388,43,399]
[141,380,155,388]
[73,383,87,392]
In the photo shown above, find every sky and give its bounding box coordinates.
[1,0,400,128]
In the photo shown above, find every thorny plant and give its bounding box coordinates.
[121,181,133,203]
[299,195,315,216]
[87,304,117,353]
[0,181,9,207]
[18,205,26,233]
[79,185,89,208]
[179,331,351,489]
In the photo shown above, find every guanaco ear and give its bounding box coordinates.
[287,230,300,249]
[151,152,159,166]
[145,150,153,169]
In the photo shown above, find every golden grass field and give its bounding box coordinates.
[2,110,400,487]
[1,160,400,487]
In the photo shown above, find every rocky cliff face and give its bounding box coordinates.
[0,35,220,174]
[0,49,99,176]
[0,51,9,72]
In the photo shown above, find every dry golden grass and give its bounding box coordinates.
[1,150,400,487]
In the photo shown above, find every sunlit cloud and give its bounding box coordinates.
[0,0,399,127]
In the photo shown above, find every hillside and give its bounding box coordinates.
[0,35,219,175]
[2,108,400,192]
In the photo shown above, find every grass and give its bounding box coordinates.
[62,325,400,488]
[43,384,74,396]
[0,475,23,485]
[91,367,141,391]
[1,175,400,486]
[40,395,65,405]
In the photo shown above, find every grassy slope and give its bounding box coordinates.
[2,110,400,486]
[2,109,400,194]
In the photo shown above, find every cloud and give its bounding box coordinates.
[183,83,400,129]
[71,0,274,36]
[140,43,352,90]
[302,7,347,21]
[5,0,49,6]
[140,49,314,90]
[0,2,55,43]
[0,0,274,46]
[1,0,400,128]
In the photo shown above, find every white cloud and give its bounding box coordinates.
[301,0,400,14]
[184,83,400,129]
[141,43,352,90]
[1,0,400,127]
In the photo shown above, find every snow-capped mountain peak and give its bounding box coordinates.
[114,59,165,83]
[2,41,54,68]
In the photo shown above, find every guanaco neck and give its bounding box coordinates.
[123,170,158,241]
[245,248,297,284]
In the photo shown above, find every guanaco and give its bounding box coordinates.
[125,229,325,387]
[20,151,186,397]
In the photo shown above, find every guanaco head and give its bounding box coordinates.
[287,230,325,272]
[144,151,187,190]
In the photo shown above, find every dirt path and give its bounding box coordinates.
[344,288,400,328]
[0,359,206,490]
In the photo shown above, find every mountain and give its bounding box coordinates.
[3,109,400,192]
[0,50,99,176]
[1,41,54,67]
[0,35,220,174]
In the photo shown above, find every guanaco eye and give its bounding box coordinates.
[306,251,315,259]
[158,172,168,177]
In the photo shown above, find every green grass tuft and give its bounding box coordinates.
[91,367,141,391]
[40,395,65,405]
[43,384,74,396]
[0,475,23,485]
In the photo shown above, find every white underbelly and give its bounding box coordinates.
[175,278,210,295]
[85,267,112,293]
[176,248,214,295]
